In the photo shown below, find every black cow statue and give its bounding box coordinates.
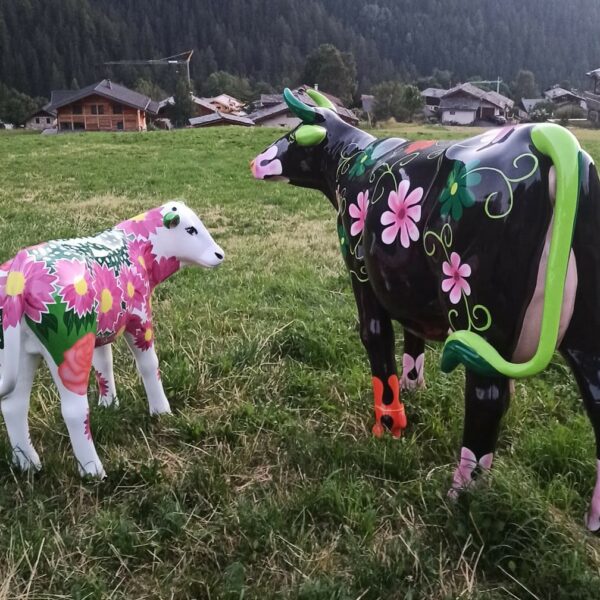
[252,88,600,531]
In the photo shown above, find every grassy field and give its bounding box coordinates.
[1,123,600,599]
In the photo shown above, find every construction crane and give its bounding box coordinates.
[470,77,504,94]
[104,50,194,85]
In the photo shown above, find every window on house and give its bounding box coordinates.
[73,121,85,130]
[91,104,105,115]
[72,104,82,115]
[113,104,123,114]
[35,117,40,124]
[116,121,124,130]
[46,117,51,124]
[60,122,73,130]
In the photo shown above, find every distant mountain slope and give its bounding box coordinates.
[1,0,599,97]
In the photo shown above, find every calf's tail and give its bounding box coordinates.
[441,123,582,378]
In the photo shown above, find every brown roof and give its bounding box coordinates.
[49,79,159,114]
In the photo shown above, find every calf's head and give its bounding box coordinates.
[251,88,356,196]
[150,201,224,268]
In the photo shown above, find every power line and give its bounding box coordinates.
[104,50,193,85]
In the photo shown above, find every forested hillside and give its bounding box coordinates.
[1,0,600,99]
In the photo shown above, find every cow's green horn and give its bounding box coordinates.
[283,88,316,123]
[306,88,337,112]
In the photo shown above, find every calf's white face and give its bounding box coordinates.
[150,201,224,268]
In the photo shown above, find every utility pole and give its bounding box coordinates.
[104,50,194,86]
[470,77,503,93]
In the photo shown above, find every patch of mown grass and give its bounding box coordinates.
[1,125,600,597]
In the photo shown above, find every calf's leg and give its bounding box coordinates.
[449,371,510,498]
[124,333,171,415]
[1,351,42,470]
[92,344,118,407]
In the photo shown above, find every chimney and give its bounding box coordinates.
[314,83,319,90]
[106,79,112,89]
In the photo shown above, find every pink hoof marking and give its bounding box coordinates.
[401,353,425,390]
[586,460,600,532]
[448,447,494,499]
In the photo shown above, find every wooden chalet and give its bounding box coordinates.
[438,83,513,125]
[50,79,159,132]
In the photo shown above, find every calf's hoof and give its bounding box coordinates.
[585,510,600,533]
[12,449,42,472]
[400,375,426,391]
[78,461,106,479]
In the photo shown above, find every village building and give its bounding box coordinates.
[584,68,600,123]
[421,88,446,116]
[247,86,359,128]
[543,85,584,107]
[437,82,513,125]
[24,105,56,131]
[189,112,254,128]
[50,79,159,132]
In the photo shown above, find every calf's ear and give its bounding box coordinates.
[163,212,180,229]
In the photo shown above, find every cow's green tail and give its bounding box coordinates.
[440,123,582,378]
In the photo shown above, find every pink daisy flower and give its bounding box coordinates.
[95,372,109,398]
[93,264,124,333]
[55,258,95,317]
[118,265,147,311]
[126,314,154,351]
[349,190,369,237]
[128,240,156,276]
[116,207,163,238]
[149,256,180,288]
[0,251,56,329]
[381,180,423,247]
[442,252,472,304]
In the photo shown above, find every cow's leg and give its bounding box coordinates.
[562,349,600,531]
[124,333,171,415]
[401,330,426,390]
[1,350,42,471]
[351,280,405,438]
[448,371,510,498]
[92,344,118,407]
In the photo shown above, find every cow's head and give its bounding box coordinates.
[251,88,355,194]
[150,201,224,268]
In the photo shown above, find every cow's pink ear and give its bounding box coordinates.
[163,212,180,229]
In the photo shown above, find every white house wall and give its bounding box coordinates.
[441,109,476,125]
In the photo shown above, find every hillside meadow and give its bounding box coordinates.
[1,124,600,598]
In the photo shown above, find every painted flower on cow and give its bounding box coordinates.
[128,240,156,276]
[55,258,95,317]
[439,161,481,220]
[118,265,147,311]
[381,180,423,247]
[404,140,435,154]
[0,251,56,329]
[442,252,471,304]
[58,332,95,395]
[349,191,369,237]
[93,264,123,332]
[348,145,376,179]
[116,207,163,238]
[126,314,154,351]
[150,257,181,288]
[95,372,109,398]
[84,411,92,441]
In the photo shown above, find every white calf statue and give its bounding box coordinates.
[0,201,224,477]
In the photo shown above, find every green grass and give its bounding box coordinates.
[1,124,600,598]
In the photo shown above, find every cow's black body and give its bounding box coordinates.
[252,89,600,530]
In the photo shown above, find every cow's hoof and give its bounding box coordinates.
[149,406,172,416]
[372,423,384,438]
[400,376,426,391]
